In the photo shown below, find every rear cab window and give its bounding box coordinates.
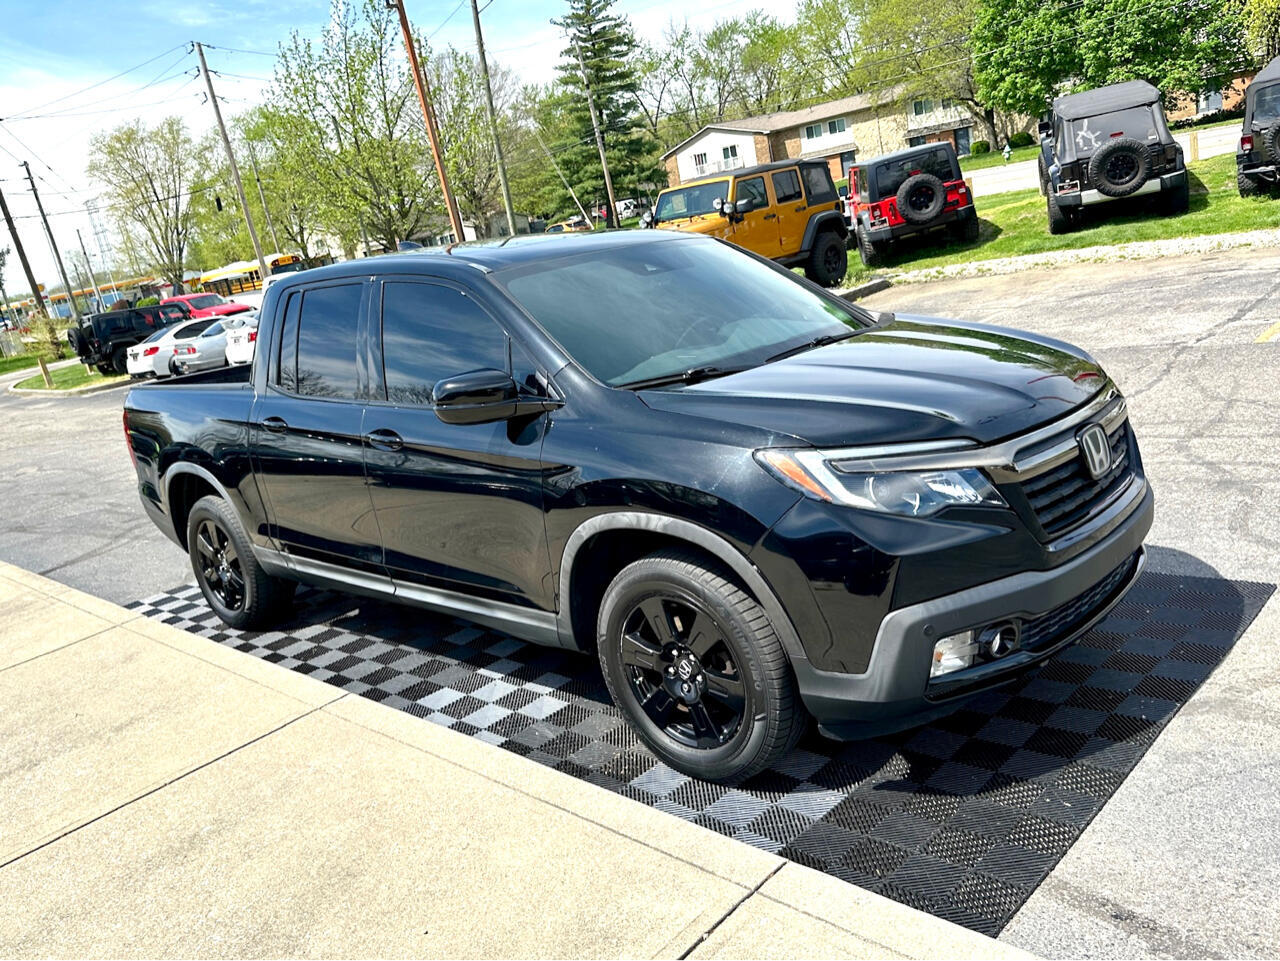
[1253,84,1280,122]
[771,169,803,204]
[1068,107,1159,156]
[280,284,363,399]
[801,166,837,204]
[875,148,954,196]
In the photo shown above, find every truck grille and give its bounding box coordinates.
[1021,422,1133,538]
[1020,551,1140,651]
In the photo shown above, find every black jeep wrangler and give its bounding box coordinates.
[67,301,191,374]
[1237,55,1280,197]
[1038,80,1188,233]
[847,142,979,266]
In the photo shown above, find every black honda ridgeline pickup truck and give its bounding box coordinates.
[125,231,1153,782]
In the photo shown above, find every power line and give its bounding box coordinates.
[2,43,190,121]
[426,0,468,42]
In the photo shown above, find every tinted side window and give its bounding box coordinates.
[293,284,361,399]
[276,292,300,391]
[771,169,803,203]
[380,282,508,406]
[801,166,836,203]
[160,305,187,324]
[735,176,767,208]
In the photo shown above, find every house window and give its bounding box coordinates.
[913,99,933,116]
[804,123,822,140]
[692,152,708,167]
[722,145,738,160]
[828,118,846,135]
[908,135,927,147]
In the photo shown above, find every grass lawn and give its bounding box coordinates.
[844,153,1278,282]
[959,144,1041,172]
[0,352,58,376]
[14,364,126,391]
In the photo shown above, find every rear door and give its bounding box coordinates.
[770,167,807,254]
[251,280,384,575]
[361,277,553,610]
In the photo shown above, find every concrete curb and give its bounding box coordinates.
[838,277,893,301]
[7,376,131,397]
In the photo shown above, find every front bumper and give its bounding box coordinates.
[794,482,1154,739]
[1057,169,1185,208]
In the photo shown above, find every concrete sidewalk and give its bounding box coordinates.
[0,561,1032,959]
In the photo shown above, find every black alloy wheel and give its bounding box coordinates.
[193,516,246,612]
[618,591,747,749]
[1104,153,1139,186]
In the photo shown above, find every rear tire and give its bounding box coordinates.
[1237,170,1262,197]
[856,228,882,267]
[1164,177,1189,215]
[187,494,295,630]
[597,549,805,783]
[110,347,128,375]
[1047,190,1073,234]
[951,210,980,242]
[804,230,848,288]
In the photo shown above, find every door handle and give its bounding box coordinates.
[794,205,806,212]
[763,213,777,220]
[261,416,288,434]
[364,428,404,452]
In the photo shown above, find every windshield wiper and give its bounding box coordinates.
[765,330,858,363]
[617,365,751,391]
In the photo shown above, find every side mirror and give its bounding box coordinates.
[433,369,519,424]
[433,368,560,425]
[1037,120,1052,139]
[733,197,754,215]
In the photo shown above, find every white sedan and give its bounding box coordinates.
[170,320,230,375]
[126,319,219,379]
[224,311,258,366]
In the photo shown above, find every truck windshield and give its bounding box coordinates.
[653,181,730,222]
[497,239,868,388]
[1067,107,1159,156]
[185,294,225,309]
[1255,85,1280,122]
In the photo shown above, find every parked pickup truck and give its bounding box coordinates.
[125,231,1154,783]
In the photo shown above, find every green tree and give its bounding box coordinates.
[551,0,661,227]
[87,116,199,292]
[1247,0,1280,58]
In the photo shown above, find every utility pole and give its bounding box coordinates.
[574,40,617,229]
[196,42,270,286]
[470,0,517,238]
[22,161,79,320]
[386,0,464,243]
[0,181,48,317]
[76,229,104,311]
[245,141,282,253]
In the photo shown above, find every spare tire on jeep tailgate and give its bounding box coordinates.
[1264,119,1280,166]
[895,173,946,224]
[1088,138,1151,197]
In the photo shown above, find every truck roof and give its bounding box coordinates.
[1254,54,1280,87]
[1053,80,1161,120]
[267,230,697,287]
[663,159,832,192]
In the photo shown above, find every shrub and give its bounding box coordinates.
[971,140,991,155]
[136,296,159,306]
[1170,106,1244,130]
[1009,131,1035,148]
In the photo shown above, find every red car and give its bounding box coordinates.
[161,292,253,320]
[847,142,979,266]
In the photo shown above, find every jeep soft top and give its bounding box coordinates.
[1039,79,1187,232]
[847,141,978,266]
[1237,55,1280,196]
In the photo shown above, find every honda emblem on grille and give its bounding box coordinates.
[1077,424,1111,479]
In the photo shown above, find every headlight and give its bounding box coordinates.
[755,449,1004,517]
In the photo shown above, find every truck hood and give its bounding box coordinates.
[638,316,1107,448]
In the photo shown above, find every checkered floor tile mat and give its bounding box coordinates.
[127,570,1272,935]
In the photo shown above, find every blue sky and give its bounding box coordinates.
[0,0,766,295]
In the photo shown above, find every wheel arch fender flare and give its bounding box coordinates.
[162,461,244,548]
[556,511,808,664]
[800,210,849,253]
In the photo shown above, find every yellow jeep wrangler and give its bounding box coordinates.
[642,159,850,287]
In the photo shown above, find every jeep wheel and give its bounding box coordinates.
[187,494,294,630]
[804,230,847,288]
[1163,178,1189,215]
[1237,170,1262,197]
[95,364,113,376]
[597,550,805,783]
[896,173,947,224]
[856,228,882,267]
[951,210,980,243]
[1264,120,1280,166]
[1088,138,1151,198]
[110,347,128,375]
[1037,155,1048,197]
[1047,190,1074,234]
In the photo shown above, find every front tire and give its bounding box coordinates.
[187,494,295,630]
[804,230,848,288]
[597,550,804,783]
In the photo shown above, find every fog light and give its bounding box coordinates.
[979,623,1020,659]
[930,630,978,678]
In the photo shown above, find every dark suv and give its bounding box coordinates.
[847,142,979,266]
[1039,80,1188,233]
[1237,55,1280,197]
[125,231,1152,783]
[68,302,191,374]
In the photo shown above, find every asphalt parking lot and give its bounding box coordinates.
[2,246,1277,957]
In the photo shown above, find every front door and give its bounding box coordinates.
[251,280,384,575]
[770,167,808,254]
[728,174,780,257]
[361,279,553,610]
